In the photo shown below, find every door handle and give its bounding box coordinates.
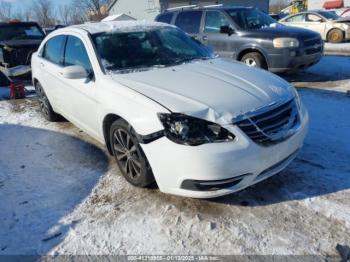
[202,36,208,41]
[40,62,45,67]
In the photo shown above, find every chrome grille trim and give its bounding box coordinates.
[235,99,300,146]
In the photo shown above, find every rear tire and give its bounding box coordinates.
[35,82,60,122]
[110,119,155,188]
[241,52,266,69]
[327,29,344,43]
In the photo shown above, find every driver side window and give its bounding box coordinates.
[306,14,323,22]
[64,36,92,72]
[204,11,230,33]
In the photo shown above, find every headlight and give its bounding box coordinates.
[158,113,235,146]
[273,38,299,48]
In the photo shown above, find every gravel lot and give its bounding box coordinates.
[0,56,349,258]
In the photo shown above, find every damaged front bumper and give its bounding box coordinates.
[141,107,309,198]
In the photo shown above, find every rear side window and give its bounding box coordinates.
[42,35,65,65]
[156,13,174,24]
[285,14,305,22]
[175,11,202,34]
[64,36,92,72]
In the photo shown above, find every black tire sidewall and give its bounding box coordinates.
[35,82,59,122]
[110,119,155,188]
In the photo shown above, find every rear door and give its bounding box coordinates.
[38,35,66,109]
[201,10,235,58]
[174,10,203,40]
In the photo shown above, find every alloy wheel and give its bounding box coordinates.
[113,128,142,180]
[244,58,257,67]
[37,86,50,116]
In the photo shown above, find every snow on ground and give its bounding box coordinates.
[325,42,350,56]
[284,55,350,93]
[0,89,349,257]
[0,56,349,257]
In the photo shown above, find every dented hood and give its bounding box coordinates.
[111,58,294,125]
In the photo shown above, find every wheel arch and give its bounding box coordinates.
[237,48,268,69]
[326,27,345,42]
[103,113,122,155]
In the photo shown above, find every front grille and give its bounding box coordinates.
[305,46,322,55]
[236,99,300,146]
[303,37,323,55]
[303,37,321,47]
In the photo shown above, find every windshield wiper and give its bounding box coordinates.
[172,56,211,65]
[111,64,168,74]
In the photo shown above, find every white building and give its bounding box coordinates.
[108,0,270,21]
[108,0,161,21]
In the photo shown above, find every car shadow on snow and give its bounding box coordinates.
[279,55,350,83]
[0,124,108,255]
[213,88,350,207]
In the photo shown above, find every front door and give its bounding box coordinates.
[201,10,236,58]
[59,35,99,138]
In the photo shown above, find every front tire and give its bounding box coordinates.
[241,52,266,69]
[110,119,155,187]
[327,29,344,43]
[35,82,60,122]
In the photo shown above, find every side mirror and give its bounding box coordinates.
[61,65,88,79]
[220,25,234,36]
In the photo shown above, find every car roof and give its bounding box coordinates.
[68,20,174,35]
[163,6,252,13]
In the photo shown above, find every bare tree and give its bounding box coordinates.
[58,4,72,25]
[32,0,57,27]
[73,0,111,21]
[0,2,13,22]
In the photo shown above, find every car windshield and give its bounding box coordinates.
[0,24,45,41]
[227,9,276,30]
[92,27,214,73]
[316,11,340,20]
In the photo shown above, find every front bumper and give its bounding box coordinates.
[268,48,323,73]
[141,108,309,198]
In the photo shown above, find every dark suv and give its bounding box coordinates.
[0,22,45,85]
[156,6,324,73]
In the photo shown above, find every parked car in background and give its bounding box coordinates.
[280,11,350,43]
[43,25,67,35]
[156,6,323,73]
[0,21,45,86]
[31,21,309,198]
[341,8,350,17]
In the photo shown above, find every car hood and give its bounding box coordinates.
[250,24,320,39]
[335,17,350,23]
[110,58,294,125]
[0,39,42,48]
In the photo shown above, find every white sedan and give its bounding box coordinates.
[31,21,309,198]
[280,10,350,43]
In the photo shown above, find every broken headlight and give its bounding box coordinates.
[158,113,235,146]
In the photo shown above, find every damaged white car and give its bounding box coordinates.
[31,21,309,198]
